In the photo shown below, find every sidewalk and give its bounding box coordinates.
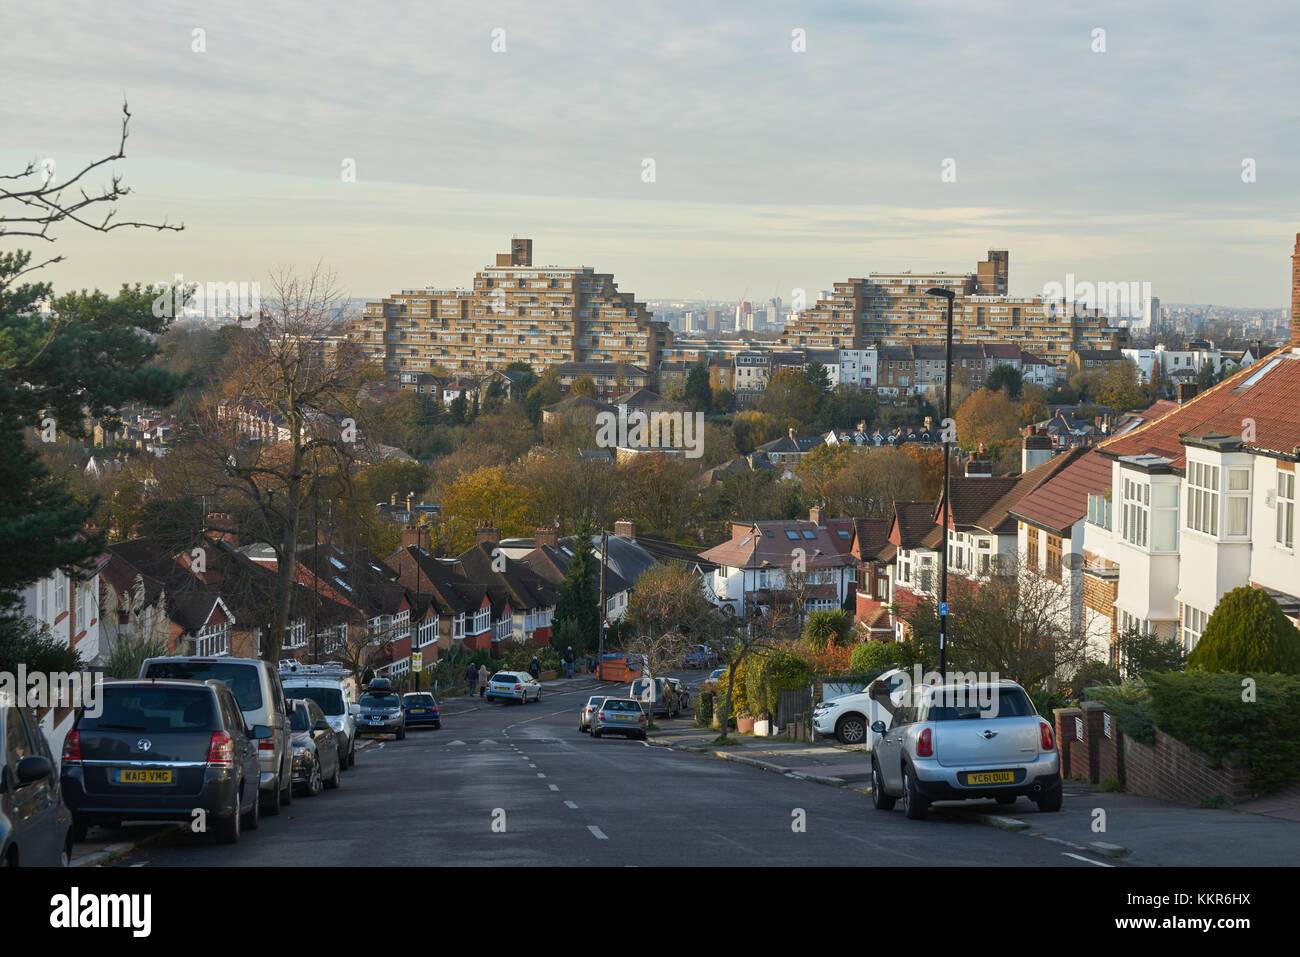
[647,722,873,789]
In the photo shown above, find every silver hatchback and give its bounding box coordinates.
[869,680,1062,820]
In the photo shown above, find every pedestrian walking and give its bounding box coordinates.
[478,663,489,698]
[528,657,540,679]
[466,663,479,696]
[564,646,575,678]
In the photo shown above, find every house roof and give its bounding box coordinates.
[456,541,559,612]
[625,532,719,573]
[699,521,856,570]
[851,518,892,562]
[1008,449,1114,535]
[756,434,822,454]
[612,388,667,408]
[890,501,939,550]
[943,450,1086,535]
[1100,348,1300,468]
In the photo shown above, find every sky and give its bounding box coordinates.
[3,0,1299,308]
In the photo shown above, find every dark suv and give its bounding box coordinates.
[61,679,268,844]
[2,703,72,866]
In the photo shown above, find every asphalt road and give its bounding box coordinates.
[114,679,1117,867]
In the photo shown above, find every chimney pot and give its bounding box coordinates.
[614,519,635,540]
[475,526,500,546]
[535,526,558,549]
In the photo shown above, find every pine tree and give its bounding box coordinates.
[551,532,600,655]
[1187,587,1300,674]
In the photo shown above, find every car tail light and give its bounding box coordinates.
[1040,721,1055,750]
[258,737,275,751]
[637,713,646,723]
[514,684,522,691]
[916,727,933,757]
[62,730,82,765]
[207,731,235,766]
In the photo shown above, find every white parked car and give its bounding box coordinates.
[812,668,908,747]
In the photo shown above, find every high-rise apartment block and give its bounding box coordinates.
[352,239,672,382]
[778,250,1127,360]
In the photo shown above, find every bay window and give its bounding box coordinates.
[1278,469,1296,549]
[1122,477,1149,547]
[1186,461,1219,535]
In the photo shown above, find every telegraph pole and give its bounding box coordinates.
[928,287,956,681]
[597,530,608,679]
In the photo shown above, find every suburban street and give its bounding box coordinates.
[111,677,1125,868]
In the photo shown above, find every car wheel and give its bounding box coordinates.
[996,795,1016,806]
[325,753,342,790]
[397,725,406,741]
[281,765,293,807]
[871,760,896,811]
[536,689,542,702]
[1035,785,1064,813]
[346,742,356,769]
[71,815,89,844]
[307,756,324,796]
[61,834,72,867]
[433,721,441,729]
[242,787,261,830]
[835,713,867,745]
[261,778,281,815]
[215,802,241,844]
[592,728,602,738]
[902,766,928,821]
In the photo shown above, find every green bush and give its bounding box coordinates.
[803,609,852,646]
[1187,587,1300,674]
[849,640,907,675]
[1146,671,1300,794]
[1089,680,1157,744]
[1027,685,1071,716]
[695,690,714,728]
[1068,660,1123,698]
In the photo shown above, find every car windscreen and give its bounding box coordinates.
[601,700,640,712]
[284,686,344,715]
[359,694,400,709]
[142,661,264,711]
[405,695,434,706]
[927,687,1036,720]
[82,685,216,733]
[290,707,313,731]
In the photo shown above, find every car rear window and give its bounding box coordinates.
[927,687,1036,720]
[284,685,344,715]
[493,673,518,682]
[405,694,434,706]
[290,707,314,731]
[601,700,639,712]
[82,685,216,732]
[587,696,605,706]
[143,661,264,711]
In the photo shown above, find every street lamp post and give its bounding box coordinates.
[927,287,955,681]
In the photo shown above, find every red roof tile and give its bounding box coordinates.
[1009,449,1113,534]
[1100,350,1300,468]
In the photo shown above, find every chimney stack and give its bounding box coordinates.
[1022,429,1053,472]
[1176,382,1199,404]
[788,427,797,440]
[809,505,825,526]
[475,526,500,546]
[401,526,425,550]
[614,518,635,540]
[390,492,398,507]
[535,526,558,549]
[965,444,992,478]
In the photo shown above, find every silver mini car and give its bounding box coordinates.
[869,680,1062,820]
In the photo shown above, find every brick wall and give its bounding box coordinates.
[1122,730,1253,805]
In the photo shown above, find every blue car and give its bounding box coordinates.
[402,692,441,729]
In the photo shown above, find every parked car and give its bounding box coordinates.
[869,679,1063,820]
[1,702,72,866]
[812,668,908,747]
[356,685,406,739]
[401,692,441,729]
[288,698,342,796]
[61,679,266,844]
[486,671,541,704]
[699,668,728,693]
[629,677,677,718]
[140,656,295,814]
[591,698,648,740]
[282,665,358,769]
[578,696,606,733]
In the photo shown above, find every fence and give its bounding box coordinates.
[776,687,812,734]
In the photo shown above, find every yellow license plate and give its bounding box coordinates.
[964,770,1015,786]
[118,769,172,784]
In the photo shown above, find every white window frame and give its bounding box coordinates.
[1181,605,1208,654]
[1121,476,1149,548]
[416,614,438,649]
[195,621,231,657]
[1278,469,1296,549]
[1225,468,1251,537]
[1186,460,1220,536]
[284,619,307,650]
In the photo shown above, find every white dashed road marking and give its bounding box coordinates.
[565,801,578,809]
[1062,852,1112,867]
[588,825,608,840]
[548,784,559,791]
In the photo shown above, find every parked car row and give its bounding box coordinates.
[5,657,446,864]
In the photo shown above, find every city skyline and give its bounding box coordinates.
[3,2,1299,307]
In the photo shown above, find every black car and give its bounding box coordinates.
[61,679,268,845]
[2,703,72,866]
[288,699,342,796]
